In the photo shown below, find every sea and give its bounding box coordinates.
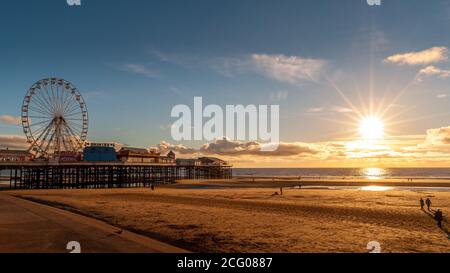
[3,168,450,191]
[233,168,450,180]
[3,168,450,180]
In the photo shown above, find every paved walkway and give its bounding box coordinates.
[0,193,188,253]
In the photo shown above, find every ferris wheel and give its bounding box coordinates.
[21,78,88,157]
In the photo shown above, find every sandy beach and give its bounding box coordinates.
[6,178,450,253]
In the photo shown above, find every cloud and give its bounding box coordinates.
[0,115,21,125]
[143,51,328,85]
[158,138,320,157]
[251,54,326,85]
[120,64,158,78]
[417,65,450,81]
[332,106,353,113]
[400,126,450,159]
[156,129,450,167]
[0,135,28,150]
[425,126,450,145]
[210,57,249,78]
[157,141,197,154]
[385,47,448,66]
[148,49,171,62]
[306,107,324,113]
[306,106,352,114]
[437,94,448,99]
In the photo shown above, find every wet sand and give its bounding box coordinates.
[6,179,450,253]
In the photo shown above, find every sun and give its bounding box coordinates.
[359,116,384,140]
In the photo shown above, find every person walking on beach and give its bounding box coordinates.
[435,210,443,228]
[151,183,155,191]
[280,187,283,196]
[426,198,432,211]
[420,198,425,210]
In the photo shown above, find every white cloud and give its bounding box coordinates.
[210,57,249,78]
[120,64,158,78]
[251,54,326,85]
[306,106,352,114]
[437,94,448,99]
[385,46,448,66]
[417,65,450,80]
[149,49,170,62]
[157,141,197,154]
[0,115,21,125]
[0,135,28,150]
[332,106,353,113]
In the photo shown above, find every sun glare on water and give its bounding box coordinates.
[359,116,384,140]
[360,186,393,192]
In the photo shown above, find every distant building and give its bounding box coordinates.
[117,147,157,163]
[198,157,229,166]
[84,141,122,151]
[176,158,201,166]
[117,147,174,164]
[167,150,176,159]
[57,151,82,163]
[83,146,117,162]
[158,151,176,164]
[158,156,176,164]
[0,149,34,162]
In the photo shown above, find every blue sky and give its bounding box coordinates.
[2,0,450,167]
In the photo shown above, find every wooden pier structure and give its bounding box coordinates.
[0,162,232,190]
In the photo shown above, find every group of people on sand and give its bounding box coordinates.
[420,197,444,228]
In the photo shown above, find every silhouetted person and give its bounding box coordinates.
[435,210,443,228]
[151,184,155,191]
[280,187,283,196]
[420,198,425,210]
[426,198,432,211]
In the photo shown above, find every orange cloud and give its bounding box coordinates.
[0,135,28,150]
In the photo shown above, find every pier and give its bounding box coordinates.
[0,162,232,190]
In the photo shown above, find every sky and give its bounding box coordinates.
[1,0,450,167]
